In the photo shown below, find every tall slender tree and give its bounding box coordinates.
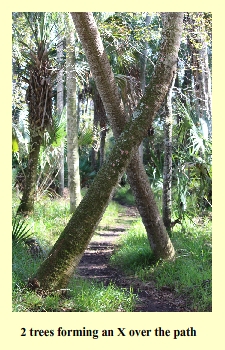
[34,12,183,291]
[56,34,65,197]
[188,12,212,140]
[162,72,176,232]
[161,12,176,232]
[139,13,151,162]
[66,16,81,212]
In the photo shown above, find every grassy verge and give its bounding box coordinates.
[12,275,136,312]
[110,217,212,312]
[12,192,136,312]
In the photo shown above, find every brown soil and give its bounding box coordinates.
[75,206,192,312]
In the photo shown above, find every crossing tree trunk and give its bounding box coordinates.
[35,12,183,291]
[71,12,184,259]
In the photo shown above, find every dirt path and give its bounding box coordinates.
[75,206,191,312]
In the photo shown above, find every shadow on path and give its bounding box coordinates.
[75,206,191,312]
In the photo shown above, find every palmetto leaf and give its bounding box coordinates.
[12,216,32,245]
[44,108,67,148]
[78,127,94,147]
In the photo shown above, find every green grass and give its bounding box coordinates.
[110,217,212,312]
[12,277,136,312]
[12,191,136,312]
[68,278,136,312]
[97,200,121,230]
[12,189,212,312]
[12,243,42,286]
[110,220,155,272]
[113,184,136,206]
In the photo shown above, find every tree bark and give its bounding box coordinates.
[17,134,42,215]
[16,32,53,215]
[57,36,65,197]
[35,12,183,291]
[71,12,184,259]
[188,12,212,140]
[139,13,151,162]
[140,13,151,93]
[162,72,176,232]
[92,86,107,169]
[66,21,81,212]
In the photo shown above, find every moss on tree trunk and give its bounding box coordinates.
[17,135,42,215]
[35,12,184,291]
[71,12,184,259]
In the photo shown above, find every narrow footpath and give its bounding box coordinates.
[75,206,191,312]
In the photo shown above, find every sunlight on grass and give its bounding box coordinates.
[110,219,154,272]
[12,188,211,312]
[97,201,122,229]
[12,275,136,312]
[12,191,136,312]
[110,217,212,311]
[68,278,136,312]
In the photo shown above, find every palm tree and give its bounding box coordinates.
[14,13,57,215]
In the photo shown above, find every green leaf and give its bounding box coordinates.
[12,216,32,245]
[12,137,19,153]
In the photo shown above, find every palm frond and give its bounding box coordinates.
[46,108,67,147]
[12,216,32,245]
[78,127,94,147]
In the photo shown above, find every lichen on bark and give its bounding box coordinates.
[35,12,184,290]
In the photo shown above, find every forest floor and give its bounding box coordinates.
[75,206,192,312]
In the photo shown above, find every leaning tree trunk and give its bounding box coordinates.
[34,12,183,291]
[66,22,81,212]
[71,12,184,260]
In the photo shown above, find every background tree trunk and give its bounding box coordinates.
[162,73,176,232]
[139,13,151,162]
[57,37,65,197]
[91,107,99,171]
[66,20,81,212]
[17,35,53,215]
[91,86,107,169]
[35,12,183,291]
[188,12,212,140]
